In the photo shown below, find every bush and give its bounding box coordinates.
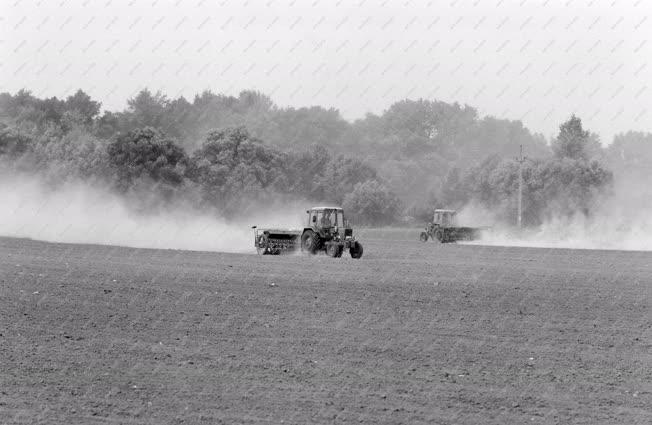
[107,127,192,198]
[343,180,402,226]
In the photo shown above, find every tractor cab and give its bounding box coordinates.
[433,209,458,228]
[306,207,348,234]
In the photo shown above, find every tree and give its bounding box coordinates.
[473,117,550,160]
[107,127,191,195]
[287,144,333,201]
[126,89,169,129]
[321,156,378,204]
[95,111,122,139]
[607,131,652,172]
[30,126,111,183]
[192,127,288,213]
[440,167,467,208]
[342,180,402,226]
[162,96,193,141]
[64,89,101,124]
[236,90,274,114]
[0,124,32,157]
[552,115,591,160]
[269,106,348,150]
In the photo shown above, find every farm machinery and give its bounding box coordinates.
[420,209,485,243]
[252,206,364,258]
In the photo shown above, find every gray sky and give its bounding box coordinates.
[2,0,651,144]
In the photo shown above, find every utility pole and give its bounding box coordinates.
[516,145,525,229]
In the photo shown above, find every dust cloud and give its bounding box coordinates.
[3,173,651,253]
[0,175,305,253]
[460,178,652,251]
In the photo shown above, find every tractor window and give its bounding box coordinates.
[334,210,343,226]
[322,210,334,227]
[309,210,320,224]
[440,213,456,226]
[310,209,343,226]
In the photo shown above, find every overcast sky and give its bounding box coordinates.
[2,0,652,144]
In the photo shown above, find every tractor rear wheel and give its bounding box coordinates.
[301,230,319,254]
[350,241,363,259]
[434,229,444,243]
[419,232,428,242]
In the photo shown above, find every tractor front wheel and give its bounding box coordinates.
[326,243,343,258]
[434,229,445,243]
[419,232,428,242]
[301,230,319,254]
[350,241,363,259]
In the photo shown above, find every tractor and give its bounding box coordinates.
[253,206,363,258]
[419,209,484,243]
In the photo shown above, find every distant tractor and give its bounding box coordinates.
[420,209,484,243]
[253,206,363,258]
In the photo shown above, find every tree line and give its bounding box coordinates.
[0,90,400,224]
[1,88,645,226]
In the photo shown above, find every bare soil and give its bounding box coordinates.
[1,236,651,424]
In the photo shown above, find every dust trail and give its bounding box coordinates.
[459,178,652,251]
[0,175,304,253]
[468,218,652,251]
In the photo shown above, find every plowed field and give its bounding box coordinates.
[1,236,651,424]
